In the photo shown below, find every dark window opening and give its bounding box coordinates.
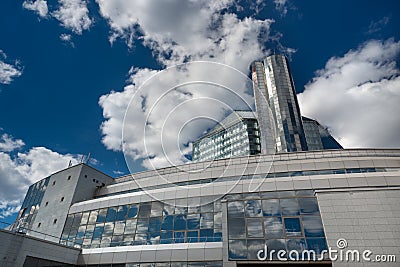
[67,176,71,180]
[60,197,64,202]
[53,219,57,224]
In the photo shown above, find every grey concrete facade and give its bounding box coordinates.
[0,229,80,267]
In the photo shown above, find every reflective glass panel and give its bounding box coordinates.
[187,230,199,243]
[128,205,139,218]
[261,199,280,216]
[136,218,149,234]
[284,217,302,237]
[116,205,127,221]
[149,217,162,233]
[228,217,246,239]
[161,215,174,231]
[106,207,117,222]
[266,239,286,260]
[298,198,319,214]
[139,203,151,218]
[302,216,324,237]
[245,200,262,217]
[114,221,125,235]
[174,231,185,243]
[187,214,200,230]
[280,198,300,216]
[88,210,98,224]
[160,231,173,244]
[228,201,244,217]
[200,213,213,229]
[264,217,283,239]
[228,239,247,259]
[97,208,107,223]
[246,218,263,238]
[247,239,264,260]
[174,214,187,230]
[124,219,137,234]
[151,202,163,217]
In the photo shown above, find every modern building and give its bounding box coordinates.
[302,117,343,151]
[192,111,261,162]
[2,149,400,266]
[251,55,308,153]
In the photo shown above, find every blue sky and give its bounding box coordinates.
[0,0,399,224]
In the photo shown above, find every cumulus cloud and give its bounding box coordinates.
[0,133,25,152]
[298,39,400,148]
[60,33,74,47]
[53,0,92,34]
[22,0,48,18]
[0,132,80,218]
[0,50,23,85]
[98,0,274,169]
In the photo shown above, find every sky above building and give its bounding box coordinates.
[0,0,399,224]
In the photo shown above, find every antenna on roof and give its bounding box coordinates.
[86,152,91,164]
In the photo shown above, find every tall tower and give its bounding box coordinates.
[252,54,308,153]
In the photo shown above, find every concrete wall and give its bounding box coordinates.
[29,164,113,242]
[317,188,400,267]
[0,229,80,267]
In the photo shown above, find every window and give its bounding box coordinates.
[45,201,49,207]
[52,181,56,186]
[60,197,64,202]
[53,219,57,224]
[67,176,71,180]
[38,223,41,227]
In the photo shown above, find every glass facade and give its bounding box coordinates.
[12,177,50,232]
[252,55,308,153]
[302,117,324,151]
[61,198,222,248]
[226,190,327,261]
[192,111,261,162]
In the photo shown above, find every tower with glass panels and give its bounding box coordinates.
[251,54,308,153]
[192,111,261,162]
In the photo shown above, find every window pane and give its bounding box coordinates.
[128,204,139,218]
[244,200,262,217]
[80,212,90,225]
[262,199,280,216]
[103,222,114,236]
[200,229,213,242]
[200,213,213,229]
[93,224,104,239]
[187,214,200,230]
[214,212,222,229]
[246,218,263,238]
[151,202,164,217]
[187,230,198,243]
[266,239,286,260]
[114,221,125,235]
[284,217,302,237]
[264,217,283,239]
[124,219,137,235]
[161,215,174,231]
[106,207,117,222]
[174,214,187,231]
[136,218,149,234]
[302,216,324,237]
[228,239,247,260]
[286,238,306,257]
[88,210,98,224]
[160,231,173,244]
[306,238,328,257]
[139,203,152,218]
[149,217,162,233]
[247,239,264,260]
[116,205,128,221]
[298,198,319,214]
[228,201,244,217]
[163,204,175,216]
[97,208,107,223]
[228,217,246,239]
[280,198,300,216]
[174,231,185,243]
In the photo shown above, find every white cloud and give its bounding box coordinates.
[367,16,390,35]
[60,33,75,47]
[274,0,289,16]
[298,39,400,148]
[0,132,80,218]
[22,0,48,18]
[53,0,92,34]
[0,50,23,85]
[97,1,274,169]
[0,133,25,152]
